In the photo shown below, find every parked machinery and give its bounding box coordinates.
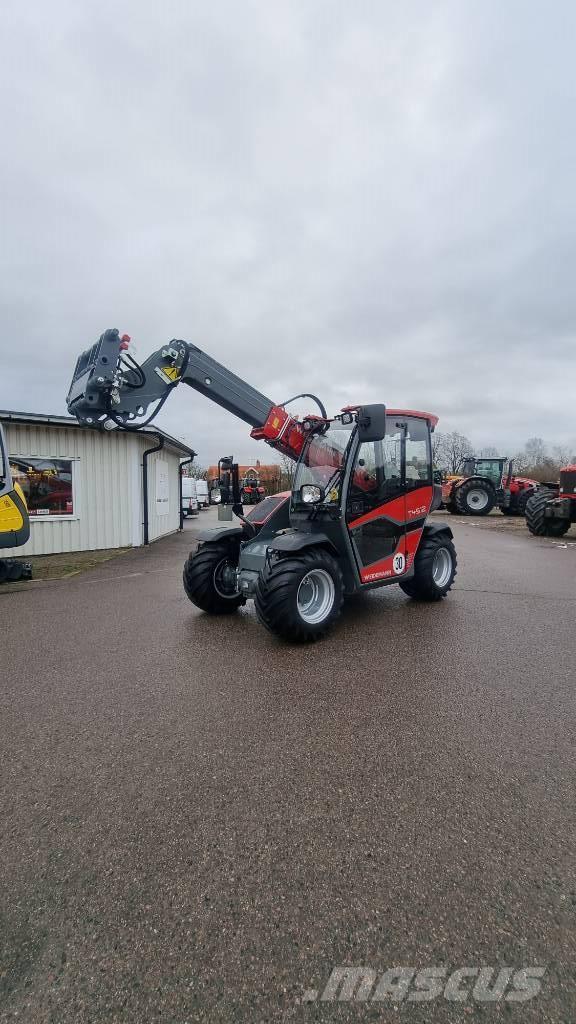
[66,329,457,642]
[0,424,32,583]
[240,468,265,505]
[181,477,199,518]
[214,456,238,509]
[441,457,538,517]
[525,465,576,538]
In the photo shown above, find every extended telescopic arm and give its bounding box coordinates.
[66,329,323,461]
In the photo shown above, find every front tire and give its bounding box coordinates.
[525,491,570,537]
[183,541,245,614]
[400,533,457,601]
[455,479,495,516]
[255,549,344,642]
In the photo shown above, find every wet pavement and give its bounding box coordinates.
[1,511,575,1022]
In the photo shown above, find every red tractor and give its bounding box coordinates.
[441,457,537,517]
[66,329,458,643]
[525,465,576,538]
[240,469,265,505]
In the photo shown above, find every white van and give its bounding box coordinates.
[181,477,199,517]
[195,479,209,509]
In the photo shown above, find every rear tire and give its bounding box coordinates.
[455,479,495,516]
[183,541,245,614]
[502,488,534,517]
[516,488,534,516]
[255,548,344,642]
[525,491,570,537]
[400,533,457,601]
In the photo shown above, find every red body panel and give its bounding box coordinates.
[351,486,434,531]
[349,485,434,584]
[356,528,425,584]
[250,405,311,460]
[508,475,538,494]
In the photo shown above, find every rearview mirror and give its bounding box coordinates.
[357,404,386,443]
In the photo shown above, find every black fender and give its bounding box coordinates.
[430,483,443,513]
[196,526,244,545]
[423,521,453,541]
[267,530,339,556]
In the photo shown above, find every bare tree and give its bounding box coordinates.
[512,438,576,482]
[431,431,445,467]
[278,452,295,491]
[433,431,474,474]
[552,445,575,468]
[523,437,547,468]
[182,463,208,480]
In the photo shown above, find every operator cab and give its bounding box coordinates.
[462,457,508,490]
[289,405,440,589]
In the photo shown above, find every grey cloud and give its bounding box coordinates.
[1,0,575,465]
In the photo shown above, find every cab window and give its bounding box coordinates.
[348,423,403,514]
[405,417,432,489]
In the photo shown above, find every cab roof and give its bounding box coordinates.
[386,409,439,429]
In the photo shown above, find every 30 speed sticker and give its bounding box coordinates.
[392,553,406,575]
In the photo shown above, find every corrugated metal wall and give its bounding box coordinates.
[2,421,183,556]
[135,437,182,544]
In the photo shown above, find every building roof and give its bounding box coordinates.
[0,410,196,458]
[207,462,281,480]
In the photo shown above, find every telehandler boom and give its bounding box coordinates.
[67,329,457,642]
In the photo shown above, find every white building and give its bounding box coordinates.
[0,410,195,557]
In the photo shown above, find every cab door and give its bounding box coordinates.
[346,419,407,584]
[346,416,434,585]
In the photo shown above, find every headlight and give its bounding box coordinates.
[301,484,323,504]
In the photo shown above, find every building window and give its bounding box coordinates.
[10,457,75,518]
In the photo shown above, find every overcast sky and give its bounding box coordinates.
[1,0,575,464]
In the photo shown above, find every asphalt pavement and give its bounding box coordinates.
[1,510,575,1022]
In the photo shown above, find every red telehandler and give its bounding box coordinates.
[66,329,457,642]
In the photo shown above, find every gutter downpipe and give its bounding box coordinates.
[142,435,164,546]
[179,453,196,531]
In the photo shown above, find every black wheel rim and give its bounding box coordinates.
[213,558,238,599]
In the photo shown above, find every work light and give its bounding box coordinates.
[301,484,323,504]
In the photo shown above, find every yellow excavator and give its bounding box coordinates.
[0,423,32,583]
